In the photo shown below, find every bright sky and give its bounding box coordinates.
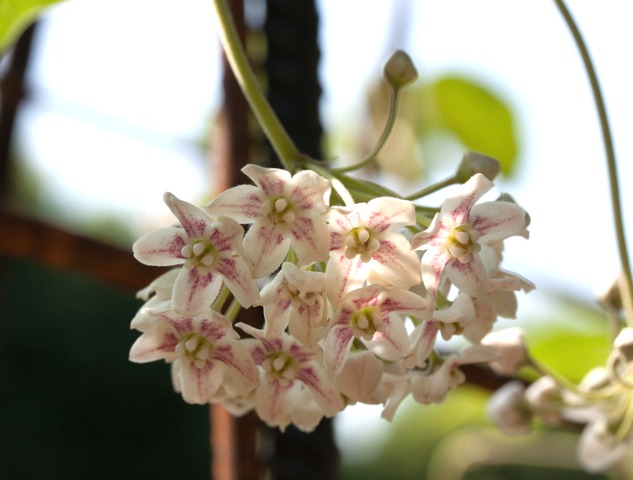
[14,0,633,462]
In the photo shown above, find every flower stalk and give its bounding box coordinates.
[554,0,633,326]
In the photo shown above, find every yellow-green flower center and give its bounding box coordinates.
[265,196,296,225]
[351,306,381,341]
[262,352,297,387]
[344,227,380,262]
[176,333,213,369]
[446,225,481,263]
[181,240,217,274]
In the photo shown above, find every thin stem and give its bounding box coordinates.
[331,87,402,174]
[404,174,459,201]
[224,298,242,323]
[554,0,633,326]
[211,0,301,171]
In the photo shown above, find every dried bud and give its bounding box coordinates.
[457,151,501,182]
[383,50,418,90]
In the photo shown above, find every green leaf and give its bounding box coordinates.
[430,75,519,176]
[0,0,64,53]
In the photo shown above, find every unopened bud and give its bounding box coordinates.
[457,151,501,182]
[487,381,532,436]
[383,50,418,90]
[481,327,529,376]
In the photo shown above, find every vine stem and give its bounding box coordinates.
[554,0,633,326]
[210,0,301,172]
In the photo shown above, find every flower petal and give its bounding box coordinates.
[164,192,212,239]
[133,227,187,266]
[324,324,355,375]
[369,234,422,289]
[204,184,265,223]
[296,362,345,416]
[471,201,527,244]
[243,221,291,278]
[441,173,493,225]
[214,256,260,309]
[172,267,221,315]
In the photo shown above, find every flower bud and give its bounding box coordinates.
[487,381,532,435]
[383,50,418,90]
[456,151,501,182]
[481,327,529,376]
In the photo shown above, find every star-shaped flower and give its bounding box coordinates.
[411,173,528,299]
[326,197,421,307]
[259,262,328,347]
[324,284,431,375]
[205,165,331,278]
[129,308,259,404]
[237,323,345,431]
[133,192,259,315]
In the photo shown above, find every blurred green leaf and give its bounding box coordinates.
[525,297,611,382]
[429,75,519,176]
[0,0,63,52]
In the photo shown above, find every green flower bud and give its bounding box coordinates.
[456,151,501,182]
[383,50,418,90]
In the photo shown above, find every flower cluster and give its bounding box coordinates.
[487,325,633,474]
[129,162,531,431]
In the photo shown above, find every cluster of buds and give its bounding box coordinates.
[487,320,633,474]
[128,154,531,431]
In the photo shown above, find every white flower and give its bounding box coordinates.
[326,196,421,306]
[133,192,259,315]
[237,323,345,431]
[411,173,528,298]
[205,165,331,278]
[324,284,430,375]
[259,262,328,347]
[129,308,259,404]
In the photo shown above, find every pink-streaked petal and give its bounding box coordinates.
[364,197,416,231]
[325,254,367,309]
[204,184,265,223]
[378,288,431,318]
[411,213,444,250]
[212,341,259,393]
[290,216,330,265]
[369,234,422,289]
[335,351,384,404]
[243,222,291,278]
[441,173,493,225]
[243,164,291,196]
[324,324,355,375]
[255,375,301,427]
[421,247,453,298]
[178,359,224,404]
[403,320,439,368]
[129,322,180,363]
[163,192,211,239]
[289,169,331,212]
[445,256,489,298]
[214,256,260,308]
[296,362,345,416]
[133,227,187,266]
[470,202,527,244]
[288,299,327,347]
[209,216,247,254]
[172,267,221,315]
[365,316,409,361]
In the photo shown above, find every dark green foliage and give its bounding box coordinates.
[0,257,209,480]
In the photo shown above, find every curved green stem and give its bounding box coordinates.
[404,174,459,201]
[211,0,301,171]
[554,0,633,326]
[331,86,402,174]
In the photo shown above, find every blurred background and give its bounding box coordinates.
[1,0,631,478]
